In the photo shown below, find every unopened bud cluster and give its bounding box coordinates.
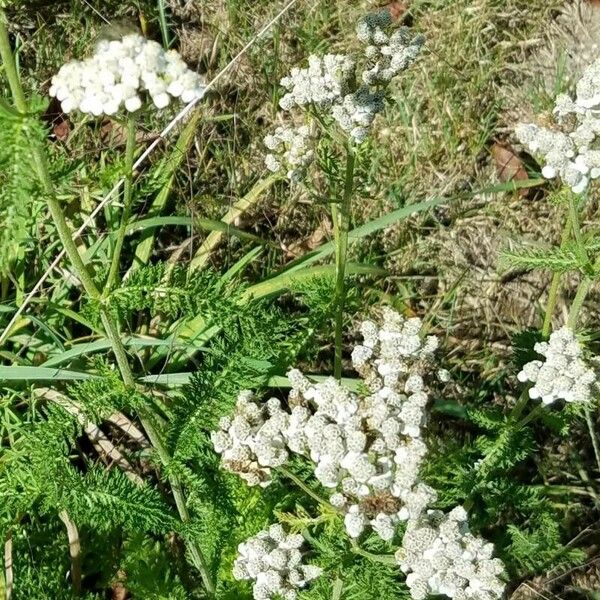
[517,326,597,405]
[516,57,600,193]
[49,34,205,116]
[396,507,506,600]
[213,308,439,541]
[233,524,322,600]
[264,10,423,177]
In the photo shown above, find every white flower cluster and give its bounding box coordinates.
[263,9,423,173]
[233,524,322,600]
[357,10,425,86]
[331,88,385,143]
[49,34,205,116]
[212,308,439,541]
[517,326,596,404]
[264,125,316,180]
[279,54,356,111]
[210,391,289,488]
[515,57,600,193]
[396,507,505,600]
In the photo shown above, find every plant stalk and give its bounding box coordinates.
[105,114,137,293]
[332,146,356,380]
[542,208,573,337]
[349,541,397,565]
[0,17,215,594]
[279,466,337,512]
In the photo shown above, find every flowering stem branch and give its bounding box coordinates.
[332,577,343,600]
[516,404,545,429]
[542,208,573,337]
[0,16,215,595]
[349,541,396,565]
[105,114,137,292]
[332,146,356,380]
[279,466,337,512]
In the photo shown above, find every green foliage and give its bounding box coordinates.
[0,108,44,274]
[506,512,586,575]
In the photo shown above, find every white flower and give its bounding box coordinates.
[212,309,439,541]
[279,54,355,111]
[331,87,385,143]
[210,391,290,487]
[517,327,597,405]
[515,56,600,193]
[263,125,316,180]
[360,26,424,86]
[396,507,506,600]
[49,33,205,116]
[233,525,321,599]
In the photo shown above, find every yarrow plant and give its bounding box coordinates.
[396,507,506,600]
[264,8,424,177]
[517,326,597,405]
[232,524,322,600]
[262,8,425,381]
[515,56,600,193]
[212,308,508,599]
[49,33,205,115]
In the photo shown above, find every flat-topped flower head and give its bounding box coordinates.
[233,524,322,600]
[516,56,600,193]
[49,33,205,116]
[211,309,439,541]
[396,506,506,600]
[517,326,597,405]
[263,125,316,180]
[269,10,424,153]
[279,54,356,111]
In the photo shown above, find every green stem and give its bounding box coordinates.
[332,577,343,600]
[139,412,215,594]
[105,114,137,293]
[279,466,337,512]
[585,407,600,475]
[0,15,215,594]
[516,404,545,429]
[332,146,356,380]
[350,541,397,565]
[567,276,592,328]
[542,208,573,337]
[508,390,530,422]
[0,13,27,112]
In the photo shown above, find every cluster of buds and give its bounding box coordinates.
[517,326,597,404]
[515,56,600,193]
[50,34,205,116]
[396,507,506,600]
[233,524,322,600]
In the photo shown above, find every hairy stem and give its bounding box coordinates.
[567,276,592,329]
[0,16,215,594]
[0,14,27,112]
[105,114,137,293]
[332,147,356,380]
[4,533,13,600]
[332,577,343,600]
